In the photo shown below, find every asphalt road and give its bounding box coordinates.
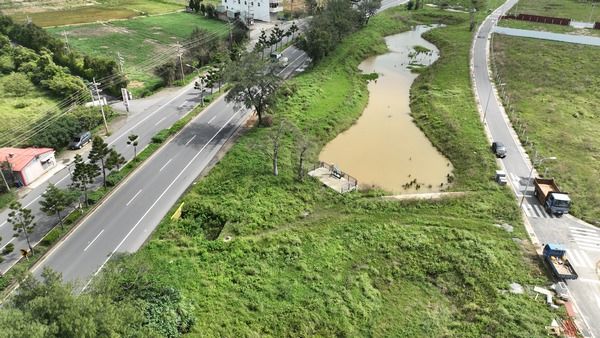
[0,77,207,273]
[30,46,309,290]
[473,1,600,336]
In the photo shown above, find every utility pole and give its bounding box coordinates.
[91,78,109,135]
[62,31,70,53]
[229,25,233,49]
[0,164,10,192]
[176,41,185,81]
[117,51,125,74]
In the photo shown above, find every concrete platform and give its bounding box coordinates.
[309,167,357,193]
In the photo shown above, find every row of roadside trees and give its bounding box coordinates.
[2,135,130,260]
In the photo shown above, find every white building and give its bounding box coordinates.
[220,0,282,23]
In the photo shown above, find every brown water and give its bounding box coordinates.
[319,25,453,194]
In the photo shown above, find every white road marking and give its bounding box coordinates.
[185,135,197,146]
[125,189,142,206]
[207,116,216,124]
[0,221,6,228]
[155,116,167,126]
[159,159,173,172]
[56,172,71,185]
[178,100,189,108]
[107,84,193,147]
[24,195,41,208]
[82,108,242,291]
[0,237,15,250]
[83,229,104,252]
[568,249,584,267]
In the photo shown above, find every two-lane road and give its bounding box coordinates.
[472,1,600,336]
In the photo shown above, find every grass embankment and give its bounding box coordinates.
[6,0,194,27]
[92,6,557,337]
[493,35,600,224]
[47,12,228,96]
[507,0,600,22]
[498,18,600,37]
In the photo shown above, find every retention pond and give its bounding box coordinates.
[319,25,453,193]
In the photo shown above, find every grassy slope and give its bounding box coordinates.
[95,6,559,337]
[47,13,228,94]
[498,18,600,37]
[0,75,58,146]
[507,0,600,22]
[494,35,600,224]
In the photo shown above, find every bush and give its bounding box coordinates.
[40,229,60,247]
[1,243,13,255]
[151,130,169,144]
[1,72,34,97]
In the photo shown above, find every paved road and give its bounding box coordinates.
[30,46,309,290]
[0,79,208,273]
[494,26,600,46]
[473,1,600,336]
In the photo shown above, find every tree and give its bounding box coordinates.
[106,149,125,171]
[0,267,159,337]
[293,127,313,181]
[155,61,177,86]
[127,134,139,159]
[256,29,269,57]
[39,184,77,229]
[406,0,414,10]
[7,201,35,256]
[88,135,112,188]
[200,3,206,15]
[288,22,299,40]
[206,4,216,18]
[268,120,287,176]
[225,52,282,126]
[272,25,285,49]
[268,28,279,52]
[71,154,99,207]
[357,0,382,25]
[2,72,34,97]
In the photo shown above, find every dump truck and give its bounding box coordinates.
[533,178,571,216]
[543,244,578,280]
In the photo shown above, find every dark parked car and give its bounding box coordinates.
[491,141,507,158]
[69,131,91,150]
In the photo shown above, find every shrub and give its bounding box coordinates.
[1,72,34,97]
[1,243,13,255]
[41,229,60,247]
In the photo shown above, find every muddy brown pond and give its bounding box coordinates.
[319,25,453,193]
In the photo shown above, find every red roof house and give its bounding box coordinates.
[0,147,56,187]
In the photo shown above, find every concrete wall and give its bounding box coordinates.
[21,151,55,185]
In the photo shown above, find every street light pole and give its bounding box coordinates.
[520,156,557,207]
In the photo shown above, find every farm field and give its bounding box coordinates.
[47,12,229,95]
[507,0,600,22]
[90,6,557,337]
[4,0,193,27]
[493,35,600,224]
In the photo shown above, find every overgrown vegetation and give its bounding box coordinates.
[494,35,600,224]
[78,6,556,337]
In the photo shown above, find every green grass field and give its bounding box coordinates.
[90,6,557,337]
[0,74,58,147]
[508,0,600,22]
[6,0,190,27]
[47,12,229,95]
[493,35,600,224]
